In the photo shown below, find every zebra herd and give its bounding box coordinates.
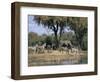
[59,41,79,55]
[29,43,46,54]
[28,41,80,55]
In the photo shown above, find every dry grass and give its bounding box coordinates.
[28,49,87,66]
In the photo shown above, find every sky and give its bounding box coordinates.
[28,15,74,36]
[28,15,53,35]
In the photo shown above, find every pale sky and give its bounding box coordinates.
[28,15,51,35]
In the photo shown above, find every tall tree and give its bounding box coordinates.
[34,16,67,48]
[67,17,88,49]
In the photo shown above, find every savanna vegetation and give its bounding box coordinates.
[28,15,88,66]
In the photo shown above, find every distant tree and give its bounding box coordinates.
[28,32,39,46]
[61,31,74,41]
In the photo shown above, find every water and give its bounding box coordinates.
[29,59,87,66]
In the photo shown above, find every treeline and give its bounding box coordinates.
[28,31,87,50]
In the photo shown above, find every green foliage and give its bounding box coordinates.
[67,17,88,49]
[71,35,79,46]
[28,32,47,46]
[45,36,52,44]
[61,32,74,40]
[32,16,88,50]
[28,32,39,46]
[81,34,87,50]
[34,16,68,47]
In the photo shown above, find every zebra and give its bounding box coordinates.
[71,47,79,55]
[36,43,46,54]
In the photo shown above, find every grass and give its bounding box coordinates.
[28,49,87,66]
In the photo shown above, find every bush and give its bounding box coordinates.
[45,36,52,45]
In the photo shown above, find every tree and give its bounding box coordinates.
[67,17,87,49]
[45,36,52,45]
[33,16,87,50]
[34,16,67,48]
[28,32,39,46]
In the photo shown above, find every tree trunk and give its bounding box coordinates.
[54,31,59,49]
[52,22,59,49]
[59,27,63,41]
